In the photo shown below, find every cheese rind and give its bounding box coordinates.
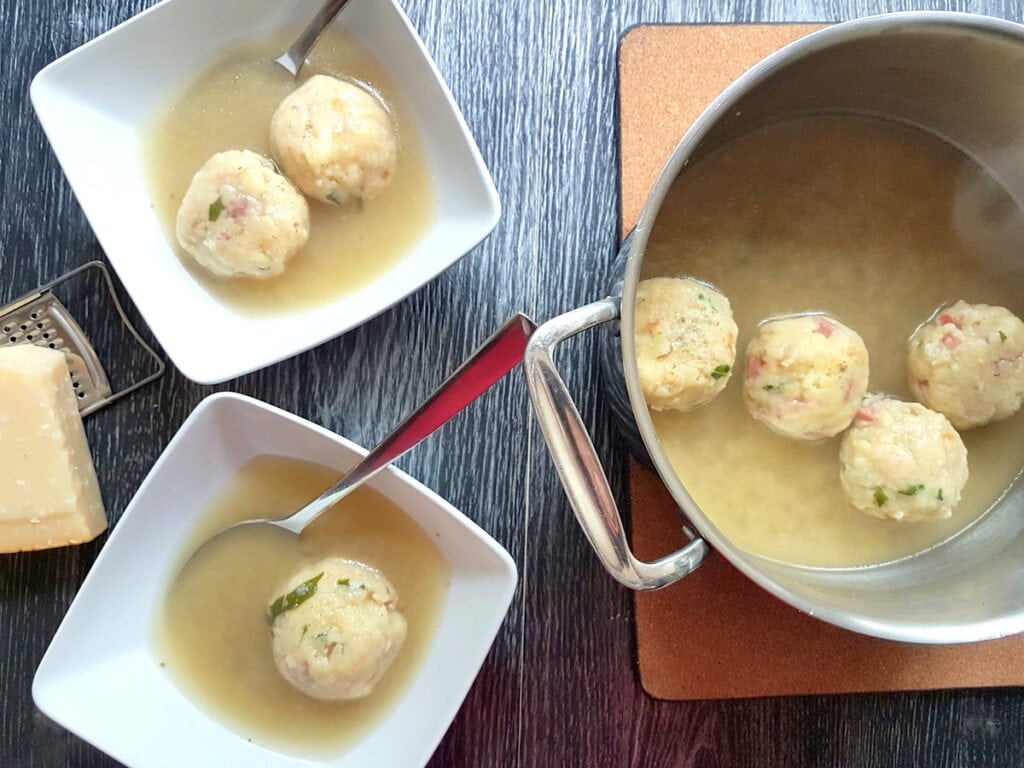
[0,345,107,552]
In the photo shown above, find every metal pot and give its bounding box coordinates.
[525,11,1024,643]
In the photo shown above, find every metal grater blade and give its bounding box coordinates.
[0,262,163,417]
[1,292,112,413]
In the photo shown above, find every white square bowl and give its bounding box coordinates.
[33,393,517,768]
[30,0,500,384]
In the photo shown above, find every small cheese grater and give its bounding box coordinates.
[1,261,164,416]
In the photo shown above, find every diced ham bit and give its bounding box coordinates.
[814,318,835,337]
[746,356,765,380]
[942,332,962,350]
[938,314,963,330]
[855,406,879,422]
[227,196,252,219]
[777,394,810,417]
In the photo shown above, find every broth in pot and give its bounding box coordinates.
[641,115,1024,568]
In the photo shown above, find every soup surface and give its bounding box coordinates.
[144,30,435,315]
[642,115,1024,568]
[154,456,450,757]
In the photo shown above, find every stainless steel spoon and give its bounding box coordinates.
[189,314,535,559]
[275,0,354,77]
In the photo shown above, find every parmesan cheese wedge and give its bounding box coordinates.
[0,345,106,552]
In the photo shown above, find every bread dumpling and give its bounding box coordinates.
[634,277,738,412]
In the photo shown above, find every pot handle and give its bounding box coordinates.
[524,297,710,590]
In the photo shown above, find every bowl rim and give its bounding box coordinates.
[32,391,518,767]
[29,0,502,384]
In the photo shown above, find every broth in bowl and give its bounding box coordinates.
[154,455,449,757]
[144,28,435,315]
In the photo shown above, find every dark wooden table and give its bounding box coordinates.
[4,1,1024,766]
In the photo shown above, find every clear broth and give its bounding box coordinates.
[154,456,450,757]
[642,115,1024,568]
[144,30,436,315]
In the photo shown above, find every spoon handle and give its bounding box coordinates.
[275,0,354,77]
[284,314,536,532]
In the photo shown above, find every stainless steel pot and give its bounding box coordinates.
[525,11,1024,643]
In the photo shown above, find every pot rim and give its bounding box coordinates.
[618,10,1024,643]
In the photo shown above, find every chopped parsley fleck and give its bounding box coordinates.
[711,364,731,380]
[695,292,718,312]
[898,484,924,496]
[937,489,944,501]
[208,196,226,222]
[337,578,350,586]
[326,191,343,205]
[873,488,888,507]
[267,572,324,624]
[301,624,309,639]
[999,330,1008,342]
[763,384,776,392]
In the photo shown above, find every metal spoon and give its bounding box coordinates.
[275,0,354,78]
[189,314,535,560]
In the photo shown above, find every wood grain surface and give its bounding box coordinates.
[2,1,1023,767]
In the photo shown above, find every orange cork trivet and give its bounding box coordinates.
[620,24,1024,700]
